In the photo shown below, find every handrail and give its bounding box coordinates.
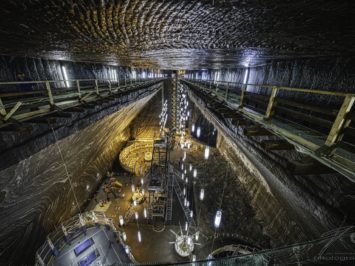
[0,78,164,124]
[182,78,355,182]
[0,78,147,85]
[186,78,355,97]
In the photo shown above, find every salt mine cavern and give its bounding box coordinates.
[0,1,355,265]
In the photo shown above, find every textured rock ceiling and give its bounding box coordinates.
[0,0,354,69]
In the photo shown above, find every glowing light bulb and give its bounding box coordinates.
[192,124,195,132]
[214,209,222,228]
[119,215,124,226]
[133,200,137,206]
[183,187,186,196]
[122,232,127,241]
[135,212,139,220]
[144,208,147,218]
[125,246,130,254]
[137,230,142,242]
[190,210,193,218]
[131,184,135,192]
[200,188,205,201]
[140,178,144,185]
[196,127,201,138]
[204,146,210,160]
[187,237,192,245]
[185,222,188,231]
[195,231,199,241]
[189,164,192,171]
[193,169,197,178]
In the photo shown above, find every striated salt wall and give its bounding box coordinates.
[0,92,157,265]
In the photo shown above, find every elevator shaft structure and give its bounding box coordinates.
[147,138,171,228]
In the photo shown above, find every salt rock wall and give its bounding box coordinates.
[188,90,346,248]
[0,54,151,83]
[187,57,355,94]
[130,90,163,140]
[0,93,156,265]
[217,135,308,246]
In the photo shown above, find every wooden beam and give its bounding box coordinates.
[261,140,294,150]
[231,118,248,126]
[4,102,22,121]
[325,95,355,146]
[0,97,6,116]
[45,81,54,106]
[243,126,273,136]
[265,86,278,120]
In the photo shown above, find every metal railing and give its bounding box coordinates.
[181,78,355,182]
[0,77,164,125]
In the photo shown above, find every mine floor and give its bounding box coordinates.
[84,138,254,263]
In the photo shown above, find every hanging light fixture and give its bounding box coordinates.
[119,215,124,226]
[135,212,139,220]
[195,231,199,241]
[204,146,210,160]
[214,209,222,228]
[137,230,142,242]
[140,178,144,185]
[144,208,147,218]
[197,127,201,138]
[189,164,192,171]
[122,232,127,241]
[200,188,205,201]
[125,246,130,254]
[193,169,197,178]
[187,237,192,245]
[183,187,186,196]
[190,210,193,218]
[185,222,188,231]
[192,124,195,132]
